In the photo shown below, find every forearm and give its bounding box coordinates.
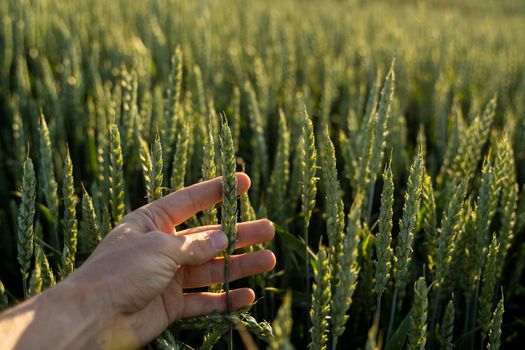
[0,280,114,350]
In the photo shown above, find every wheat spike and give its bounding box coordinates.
[220,115,238,313]
[408,277,428,350]
[151,133,164,202]
[231,86,241,152]
[393,151,423,291]
[332,195,362,347]
[81,186,101,250]
[270,290,293,350]
[245,80,269,202]
[62,147,78,277]
[486,293,504,350]
[450,97,496,181]
[162,46,183,163]
[435,179,467,287]
[494,134,518,278]
[268,109,291,224]
[109,124,125,226]
[421,172,437,272]
[240,166,257,223]
[375,159,394,303]
[321,126,344,284]
[302,108,318,294]
[478,233,500,340]
[37,113,59,248]
[302,108,318,237]
[439,298,455,350]
[28,245,43,296]
[201,119,218,226]
[17,157,36,297]
[39,244,56,288]
[310,245,331,350]
[138,136,153,199]
[367,63,395,186]
[171,115,190,191]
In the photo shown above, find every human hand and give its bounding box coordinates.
[0,173,276,350]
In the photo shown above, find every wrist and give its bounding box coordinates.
[35,279,112,349]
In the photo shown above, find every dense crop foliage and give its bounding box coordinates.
[1,0,525,348]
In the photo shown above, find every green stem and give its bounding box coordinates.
[471,282,481,350]
[225,256,232,350]
[225,257,231,313]
[463,294,471,341]
[304,221,310,347]
[22,278,27,299]
[366,181,376,224]
[35,237,62,257]
[376,294,382,324]
[430,286,442,340]
[429,287,441,345]
[305,223,310,296]
[386,287,398,341]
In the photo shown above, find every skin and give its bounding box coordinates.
[0,173,276,349]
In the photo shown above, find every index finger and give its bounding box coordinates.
[132,173,250,233]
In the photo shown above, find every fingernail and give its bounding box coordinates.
[209,230,228,251]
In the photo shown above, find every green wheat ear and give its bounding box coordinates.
[270,290,293,350]
[393,150,423,291]
[37,112,59,248]
[171,113,190,192]
[109,124,125,226]
[17,157,36,297]
[219,114,237,313]
[375,158,394,300]
[268,108,290,224]
[478,233,500,340]
[151,133,164,202]
[301,107,318,297]
[81,186,101,250]
[332,194,362,347]
[439,297,455,350]
[310,245,331,350]
[435,179,467,288]
[408,277,428,350]
[62,146,78,277]
[486,293,504,350]
[201,117,217,226]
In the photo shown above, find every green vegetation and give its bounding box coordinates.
[1,0,524,348]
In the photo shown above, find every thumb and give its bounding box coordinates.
[149,230,228,265]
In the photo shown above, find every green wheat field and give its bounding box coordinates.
[1,0,525,348]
